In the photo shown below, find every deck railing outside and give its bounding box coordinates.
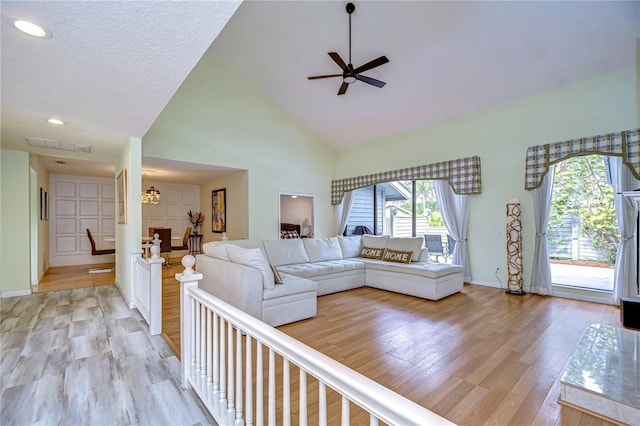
[177,255,455,426]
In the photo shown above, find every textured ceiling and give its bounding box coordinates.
[0,1,638,178]
[0,0,241,164]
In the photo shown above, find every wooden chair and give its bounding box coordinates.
[172,227,191,250]
[153,227,173,266]
[86,228,115,255]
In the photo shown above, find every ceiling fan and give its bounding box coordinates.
[308,2,389,95]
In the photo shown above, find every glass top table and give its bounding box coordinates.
[559,323,639,424]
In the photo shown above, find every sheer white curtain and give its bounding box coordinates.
[606,156,638,302]
[433,180,471,281]
[336,190,355,235]
[530,165,555,296]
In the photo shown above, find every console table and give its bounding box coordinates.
[558,323,639,425]
[188,234,203,255]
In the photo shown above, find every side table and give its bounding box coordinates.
[188,234,203,255]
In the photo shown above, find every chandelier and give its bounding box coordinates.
[141,174,161,205]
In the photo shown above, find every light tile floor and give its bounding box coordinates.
[0,285,215,426]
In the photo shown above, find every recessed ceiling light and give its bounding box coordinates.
[11,18,52,38]
[47,118,64,125]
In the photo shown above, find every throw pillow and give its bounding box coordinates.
[382,249,413,264]
[386,237,424,261]
[270,264,283,284]
[359,246,384,259]
[226,244,275,289]
[280,230,300,239]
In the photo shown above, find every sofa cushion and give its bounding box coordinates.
[303,237,343,262]
[386,237,424,261]
[337,236,362,259]
[263,239,311,266]
[359,247,385,259]
[361,234,389,249]
[382,249,413,264]
[276,259,365,279]
[226,244,275,289]
[361,259,464,279]
[262,275,317,300]
[202,242,230,260]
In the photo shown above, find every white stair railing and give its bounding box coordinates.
[177,255,455,426]
[133,245,164,335]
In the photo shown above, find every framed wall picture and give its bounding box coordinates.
[117,169,127,224]
[212,188,226,233]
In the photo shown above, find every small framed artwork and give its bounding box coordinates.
[117,169,127,224]
[212,188,226,233]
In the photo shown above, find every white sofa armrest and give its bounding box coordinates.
[196,255,264,320]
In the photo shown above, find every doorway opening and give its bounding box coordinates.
[548,155,616,295]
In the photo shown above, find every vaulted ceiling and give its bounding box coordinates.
[1,1,638,176]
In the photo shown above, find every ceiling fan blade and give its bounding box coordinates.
[353,55,389,74]
[328,52,347,70]
[356,74,386,88]
[337,82,349,95]
[307,73,343,80]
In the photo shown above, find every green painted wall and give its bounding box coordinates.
[29,154,50,281]
[1,150,31,295]
[143,50,335,240]
[200,170,249,242]
[115,138,142,307]
[335,66,639,288]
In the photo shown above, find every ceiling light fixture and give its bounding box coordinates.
[141,174,161,205]
[47,118,64,125]
[11,18,51,38]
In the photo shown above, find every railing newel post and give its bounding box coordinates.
[147,246,164,336]
[177,255,202,390]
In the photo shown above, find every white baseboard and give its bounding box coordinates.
[552,285,614,305]
[114,280,135,309]
[2,289,32,298]
[467,280,504,289]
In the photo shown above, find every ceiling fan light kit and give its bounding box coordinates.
[308,2,389,95]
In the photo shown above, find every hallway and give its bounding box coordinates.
[0,285,213,425]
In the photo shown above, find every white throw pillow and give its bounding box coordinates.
[202,242,229,260]
[361,234,389,249]
[303,237,343,262]
[337,236,362,258]
[226,244,275,289]
[386,237,424,262]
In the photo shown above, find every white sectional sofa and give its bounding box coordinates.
[196,235,464,327]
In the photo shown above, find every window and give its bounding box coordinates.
[345,180,451,262]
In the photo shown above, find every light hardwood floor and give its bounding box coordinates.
[162,282,622,425]
[33,264,624,425]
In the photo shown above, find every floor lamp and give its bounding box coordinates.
[506,198,526,295]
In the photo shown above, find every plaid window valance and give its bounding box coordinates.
[331,156,481,205]
[524,128,640,190]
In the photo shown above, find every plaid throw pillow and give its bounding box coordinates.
[280,230,300,239]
